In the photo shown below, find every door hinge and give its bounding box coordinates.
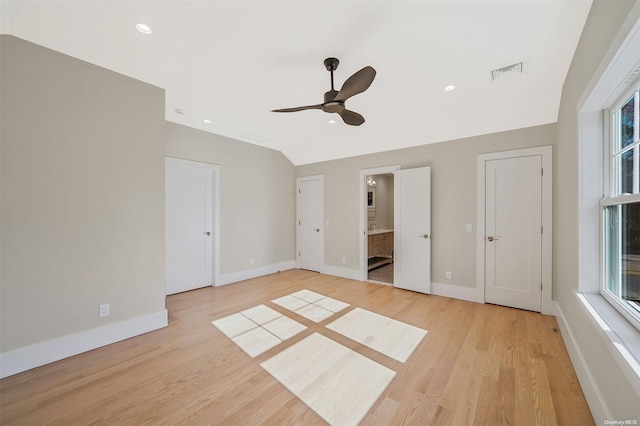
[298,251,301,257]
[540,282,543,290]
[541,226,544,234]
[541,168,544,176]
[298,220,301,225]
[298,189,301,194]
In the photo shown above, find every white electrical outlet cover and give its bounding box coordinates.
[99,304,109,317]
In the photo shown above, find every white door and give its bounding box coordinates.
[485,155,542,311]
[165,157,215,295]
[393,167,431,293]
[297,176,323,272]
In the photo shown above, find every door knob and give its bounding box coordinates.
[487,236,500,241]
[203,231,211,236]
[418,234,429,239]
[314,228,320,232]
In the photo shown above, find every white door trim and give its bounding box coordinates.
[476,146,553,314]
[212,163,221,287]
[165,157,221,288]
[359,165,401,281]
[296,175,324,271]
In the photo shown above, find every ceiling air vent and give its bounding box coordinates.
[491,62,523,81]
[623,62,640,85]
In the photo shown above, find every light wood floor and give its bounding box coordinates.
[0,269,594,425]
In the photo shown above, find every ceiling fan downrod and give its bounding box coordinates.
[324,57,339,91]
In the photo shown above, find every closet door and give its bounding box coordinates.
[484,155,542,312]
[297,175,324,271]
[165,157,215,295]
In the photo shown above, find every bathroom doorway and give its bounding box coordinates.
[365,172,395,284]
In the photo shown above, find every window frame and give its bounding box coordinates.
[602,80,640,332]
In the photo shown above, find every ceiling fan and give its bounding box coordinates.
[272,58,376,126]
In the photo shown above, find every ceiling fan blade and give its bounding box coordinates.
[272,104,322,113]
[338,109,365,126]
[334,66,376,102]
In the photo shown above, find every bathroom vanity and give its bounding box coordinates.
[367,229,394,270]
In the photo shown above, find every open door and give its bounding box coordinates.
[393,167,431,293]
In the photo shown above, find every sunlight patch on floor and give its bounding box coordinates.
[212,291,427,424]
[212,305,306,357]
[326,307,427,362]
[260,332,396,426]
[272,289,350,322]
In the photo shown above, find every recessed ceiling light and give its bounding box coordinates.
[328,119,336,124]
[203,119,212,124]
[444,85,456,92]
[135,23,152,35]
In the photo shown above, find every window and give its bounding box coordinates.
[603,82,640,329]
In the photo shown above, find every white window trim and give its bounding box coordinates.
[608,86,640,197]
[576,292,640,396]
[576,8,640,413]
[601,80,640,331]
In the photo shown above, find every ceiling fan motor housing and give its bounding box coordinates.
[322,101,345,113]
[324,89,339,103]
[324,57,339,71]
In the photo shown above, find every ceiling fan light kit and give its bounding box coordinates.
[272,57,376,126]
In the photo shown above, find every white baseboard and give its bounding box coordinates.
[320,265,362,281]
[554,299,610,423]
[0,309,168,379]
[215,264,480,305]
[431,281,482,303]
[216,260,296,287]
[312,269,484,302]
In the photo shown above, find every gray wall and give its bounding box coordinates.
[165,123,296,276]
[297,123,556,286]
[0,36,166,352]
[555,0,640,420]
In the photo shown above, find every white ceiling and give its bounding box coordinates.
[1,0,592,165]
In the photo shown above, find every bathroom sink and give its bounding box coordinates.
[368,228,393,235]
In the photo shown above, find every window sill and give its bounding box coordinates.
[578,292,640,396]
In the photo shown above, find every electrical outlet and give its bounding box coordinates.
[99,304,109,317]
[249,257,254,265]
[445,271,452,280]
[466,224,473,232]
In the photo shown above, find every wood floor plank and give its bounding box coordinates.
[0,270,594,425]
[473,375,500,426]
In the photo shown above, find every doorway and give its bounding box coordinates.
[165,157,220,295]
[366,173,395,283]
[477,146,553,313]
[360,165,400,283]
